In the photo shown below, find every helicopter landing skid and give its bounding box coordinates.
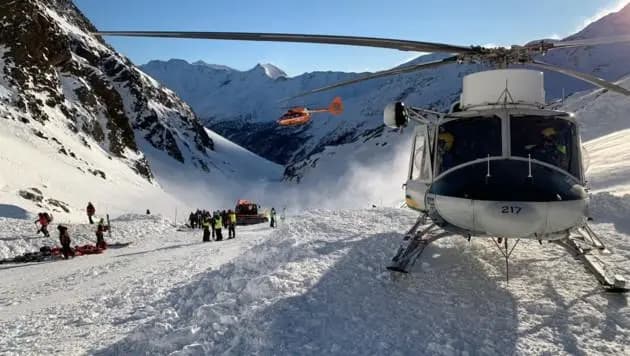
[553,227,628,293]
[387,217,450,273]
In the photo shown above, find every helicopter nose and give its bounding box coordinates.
[430,159,586,202]
[433,196,588,238]
[429,159,588,237]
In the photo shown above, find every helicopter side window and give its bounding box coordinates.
[411,127,433,181]
[436,116,502,175]
[510,116,579,177]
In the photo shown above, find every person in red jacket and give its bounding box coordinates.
[35,212,52,237]
[86,202,95,224]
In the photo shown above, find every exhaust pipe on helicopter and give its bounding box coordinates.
[384,102,408,128]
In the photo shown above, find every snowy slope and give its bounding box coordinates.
[0,0,282,219]
[0,113,184,222]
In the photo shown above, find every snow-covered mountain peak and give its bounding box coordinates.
[191,60,235,71]
[569,2,630,39]
[252,63,287,79]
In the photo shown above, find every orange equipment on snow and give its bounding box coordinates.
[277,97,343,127]
[235,199,269,225]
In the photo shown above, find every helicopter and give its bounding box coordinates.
[94,30,630,292]
[277,96,343,126]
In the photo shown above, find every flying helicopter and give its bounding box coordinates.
[95,30,630,292]
[277,96,343,126]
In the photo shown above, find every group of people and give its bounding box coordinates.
[32,202,110,260]
[189,209,237,242]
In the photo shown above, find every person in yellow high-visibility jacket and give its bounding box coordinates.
[228,210,237,239]
[201,216,211,242]
[214,211,223,241]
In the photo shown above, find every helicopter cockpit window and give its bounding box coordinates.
[510,116,579,177]
[436,116,502,175]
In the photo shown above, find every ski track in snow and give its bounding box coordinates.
[0,209,619,355]
[0,216,273,355]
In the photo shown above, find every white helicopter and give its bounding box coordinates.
[95,30,630,291]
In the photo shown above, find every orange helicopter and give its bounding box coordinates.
[277,96,343,126]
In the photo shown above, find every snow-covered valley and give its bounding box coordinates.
[2,0,630,355]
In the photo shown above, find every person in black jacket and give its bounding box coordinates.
[57,225,74,259]
[86,202,95,224]
[95,218,109,249]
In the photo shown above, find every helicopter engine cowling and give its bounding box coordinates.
[384,102,408,128]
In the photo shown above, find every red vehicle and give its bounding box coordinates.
[235,200,268,225]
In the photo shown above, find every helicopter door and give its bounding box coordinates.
[409,125,433,182]
[406,125,433,212]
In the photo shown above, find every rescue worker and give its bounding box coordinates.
[35,212,52,237]
[57,225,74,260]
[221,210,228,228]
[535,127,568,170]
[189,212,196,229]
[86,202,95,224]
[211,211,216,239]
[228,209,237,239]
[270,207,277,228]
[214,211,223,241]
[196,210,203,229]
[202,214,211,242]
[95,218,108,249]
[437,127,455,171]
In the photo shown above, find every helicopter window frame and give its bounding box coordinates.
[509,114,581,179]
[433,115,503,176]
[419,126,434,181]
[410,125,434,181]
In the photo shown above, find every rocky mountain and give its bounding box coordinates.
[0,0,215,181]
[141,4,630,182]
[142,55,482,169]
[0,0,282,218]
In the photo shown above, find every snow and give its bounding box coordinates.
[1,207,624,355]
[260,63,287,79]
[204,128,283,180]
[1,2,630,355]
[135,126,283,211]
[0,114,185,221]
[0,216,275,355]
[0,45,12,101]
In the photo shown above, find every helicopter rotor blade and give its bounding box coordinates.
[549,34,630,49]
[94,31,479,54]
[529,60,630,96]
[282,55,459,101]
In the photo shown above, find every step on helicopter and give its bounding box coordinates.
[277,96,343,126]
[95,29,630,292]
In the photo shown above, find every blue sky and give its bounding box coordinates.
[74,0,629,76]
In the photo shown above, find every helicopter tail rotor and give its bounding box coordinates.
[328,96,343,115]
